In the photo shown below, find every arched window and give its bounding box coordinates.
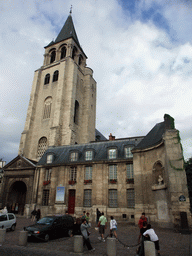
[72,46,77,60]
[60,46,67,59]
[78,55,83,66]
[37,137,47,159]
[43,97,52,119]
[52,70,59,82]
[50,50,56,63]
[74,100,79,124]
[44,74,50,85]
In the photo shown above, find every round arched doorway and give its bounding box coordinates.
[7,181,27,215]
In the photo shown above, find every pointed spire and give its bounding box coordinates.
[54,13,80,47]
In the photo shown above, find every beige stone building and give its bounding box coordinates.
[1,14,191,229]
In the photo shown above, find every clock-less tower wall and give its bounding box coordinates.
[18,14,97,161]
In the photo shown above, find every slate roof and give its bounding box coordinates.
[134,121,165,150]
[45,14,86,57]
[54,14,80,46]
[95,129,107,141]
[37,137,143,166]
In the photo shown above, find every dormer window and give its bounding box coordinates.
[125,147,133,158]
[85,150,93,161]
[47,154,53,164]
[70,152,78,162]
[108,149,117,159]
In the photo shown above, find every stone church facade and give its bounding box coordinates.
[1,14,191,229]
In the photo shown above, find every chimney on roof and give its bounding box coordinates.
[109,133,115,141]
[164,114,175,130]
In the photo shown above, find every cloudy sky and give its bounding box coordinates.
[0,0,192,163]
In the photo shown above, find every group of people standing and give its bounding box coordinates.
[137,212,160,256]
[71,209,118,252]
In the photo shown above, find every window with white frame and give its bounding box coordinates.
[126,164,134,179]
[125,147,133,158]
[47,154,53,164]
[84,189,92,207]
[45,169,52,181]
[70,152,78,162]
[85,150,93,161]
[109,189,118,208]
[127,189,135,208]
[108,148,117,159]
[109,165,117,180]
[70,167,77,181]
[85,166,92,180]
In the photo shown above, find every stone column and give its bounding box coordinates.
[107,237,116,256]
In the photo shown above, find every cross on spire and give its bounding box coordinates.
[70,5,72,15]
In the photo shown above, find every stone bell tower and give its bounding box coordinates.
[19,13,97,161]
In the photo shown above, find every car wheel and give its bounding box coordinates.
[11,224,16,231]
[44,233,49,242]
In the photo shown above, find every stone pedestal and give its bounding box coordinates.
[18,231,28,246]
[0,229,6,244]
[144,241,156,256]
[74,235,83,253]
[107,237,116,256]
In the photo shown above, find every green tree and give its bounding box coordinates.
[185,158,192,212]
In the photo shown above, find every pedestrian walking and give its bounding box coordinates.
[71,218,82,236]
[31,208,37,222]
[80,218,95,251]
[143,224,161,256]
[98,212,107,242]
[86,212,90,223]
[137,221,148,256]
[138,212,147,230]
[36,209,41,222]
[110,216,117,238]
[96,208,101,225]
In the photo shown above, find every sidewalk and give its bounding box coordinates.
[0,217,191,256]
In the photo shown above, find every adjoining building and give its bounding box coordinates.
[0,13,191,229]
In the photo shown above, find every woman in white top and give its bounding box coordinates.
[143,224,160,256]
[110,216,117,238]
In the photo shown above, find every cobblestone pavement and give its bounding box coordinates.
[0,217,191,256]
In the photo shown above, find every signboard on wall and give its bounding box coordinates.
[55,186,65,203]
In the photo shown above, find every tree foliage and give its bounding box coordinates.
[185,158,192,212]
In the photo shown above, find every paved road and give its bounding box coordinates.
[0,217,191,256]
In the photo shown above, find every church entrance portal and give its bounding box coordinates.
[7,181,27,215]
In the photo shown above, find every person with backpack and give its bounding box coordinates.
[110,216,117,238]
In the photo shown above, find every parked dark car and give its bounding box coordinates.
[26,214,74,242]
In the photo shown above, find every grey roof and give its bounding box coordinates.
[55,14,80,46]
[134,122,165,150]
[95,129,107,141]
[37,137,143,166]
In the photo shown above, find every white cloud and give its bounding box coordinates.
[0,0,192,162]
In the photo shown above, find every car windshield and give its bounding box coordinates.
[37,217,54,225]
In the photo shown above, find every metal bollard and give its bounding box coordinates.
[74,235,83,253]
[0,228,6,244]
[144,241,156,256]
[18,230,28,246]
[107,237,116,256]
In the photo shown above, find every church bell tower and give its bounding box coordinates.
[19,13,97,161]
